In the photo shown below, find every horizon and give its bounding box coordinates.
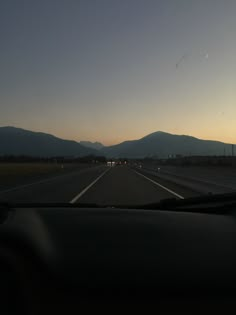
[1,125,235,146]
[0,1,235,145]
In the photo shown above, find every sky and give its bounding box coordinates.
[0,0,235,145]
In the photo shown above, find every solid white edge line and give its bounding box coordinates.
[70,168,110,203]
[133,170,184,199]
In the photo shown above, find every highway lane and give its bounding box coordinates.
[0,163,96,192]
[0,165,198,205]
[75,166,198,206]
[140,164,236,192]
[0,165,107,203]
[136,164,236,195]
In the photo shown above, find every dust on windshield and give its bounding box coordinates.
[0,1,235,205]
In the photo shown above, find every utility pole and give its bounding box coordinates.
[232,144,235,167]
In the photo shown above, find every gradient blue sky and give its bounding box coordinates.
[0,0,235,145]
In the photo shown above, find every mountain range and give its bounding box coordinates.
[0,126,97,157]
[0,126,234,158]
[80,141,104,150]
[101,131,234,158]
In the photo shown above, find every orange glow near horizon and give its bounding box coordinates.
[9,122,235,147]
[1,1,236,146]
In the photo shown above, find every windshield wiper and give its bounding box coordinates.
[0,202,104,209]
[1,192,236,214]
[138,192,236,213]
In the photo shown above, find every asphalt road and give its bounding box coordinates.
[140,164,236,194]
[165,165,236,190]
[0,165,198,205]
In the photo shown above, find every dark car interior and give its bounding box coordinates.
[1,200,236,314]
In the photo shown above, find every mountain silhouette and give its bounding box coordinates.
[80,141,104,150]
[101,131,234,158]
[0,126,98,157]
[0,127,234,158]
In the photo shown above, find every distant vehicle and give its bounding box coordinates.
[107,161,115,167]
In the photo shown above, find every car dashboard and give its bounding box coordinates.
[1,205,236,314]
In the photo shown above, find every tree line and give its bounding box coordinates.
[0,155,107,163]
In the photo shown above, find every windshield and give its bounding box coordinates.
[0,0,235,206]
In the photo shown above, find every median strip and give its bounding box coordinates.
[70,168,110,203]
[133,170,184,199]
